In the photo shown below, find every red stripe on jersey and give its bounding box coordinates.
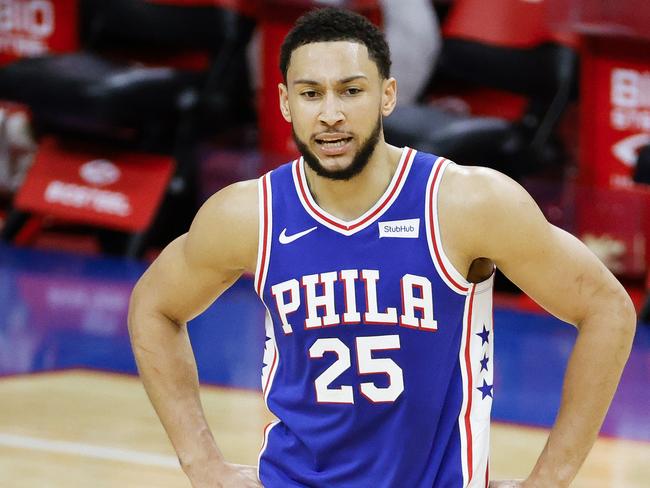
[464,284,477,482]
[295,148,413,231]
[428,159,469,293]
[256,175,270,296]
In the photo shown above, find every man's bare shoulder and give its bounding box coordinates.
[185,179,260,274]
[440,163,541,223]
[440,163,525,211]
[439,163,548,260]
[195,179,259,226]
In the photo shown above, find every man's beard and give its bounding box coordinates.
[292,117,382,181]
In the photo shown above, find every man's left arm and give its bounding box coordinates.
[458,168,637,487]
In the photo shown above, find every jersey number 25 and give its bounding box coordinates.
[309,335,404,404]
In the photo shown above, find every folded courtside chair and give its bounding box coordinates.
[384,0,579,179]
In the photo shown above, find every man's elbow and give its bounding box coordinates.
[600,286,637,345]
[616,289,637,339]
[579,284,637,339]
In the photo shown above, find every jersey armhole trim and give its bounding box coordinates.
[459,283,477,485]
[425,158,471,295]
[254,172,273,297]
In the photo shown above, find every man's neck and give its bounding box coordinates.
[303,143,404,222]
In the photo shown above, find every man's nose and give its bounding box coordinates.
[318,93,344,126]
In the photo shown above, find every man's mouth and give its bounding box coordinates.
[315,136,353,150]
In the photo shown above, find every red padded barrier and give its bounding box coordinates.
[443,0,578,48]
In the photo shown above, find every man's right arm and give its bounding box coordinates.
[127,179,260,486]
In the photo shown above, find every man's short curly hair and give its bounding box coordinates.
[280,7,391,82]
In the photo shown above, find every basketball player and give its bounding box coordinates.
[128,8,636,488]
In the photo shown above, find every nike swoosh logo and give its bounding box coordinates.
[279,226,317,244]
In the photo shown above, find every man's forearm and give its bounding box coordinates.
[526,303,636,487]
[128,303,224,472]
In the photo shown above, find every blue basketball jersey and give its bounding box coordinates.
[254,148,494,487]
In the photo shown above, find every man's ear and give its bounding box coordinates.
[381,77,397,117]
[279,83,292,123]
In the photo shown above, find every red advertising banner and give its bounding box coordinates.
[0,0,79,65]
[579,38,650,188]
[15,137,174,232]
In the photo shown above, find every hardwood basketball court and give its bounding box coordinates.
[1,371,648,487]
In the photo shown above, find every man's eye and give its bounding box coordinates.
[346,88,362,95]
[302,90,319,98]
